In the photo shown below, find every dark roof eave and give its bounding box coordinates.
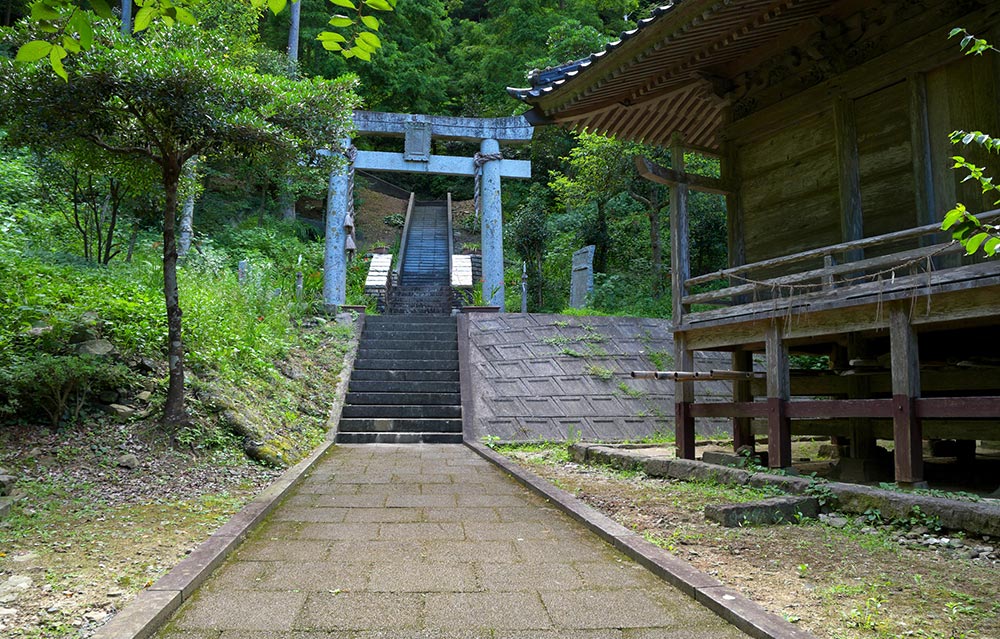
[510,2,681,107]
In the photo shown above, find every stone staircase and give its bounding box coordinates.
[390,201,453,314]
[336,200,463,444]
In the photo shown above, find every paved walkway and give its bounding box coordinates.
[156,444,748,638]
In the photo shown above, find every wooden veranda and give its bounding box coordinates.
[513,0,1000,486]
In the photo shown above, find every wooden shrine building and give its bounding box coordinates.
[511,0,1000,486]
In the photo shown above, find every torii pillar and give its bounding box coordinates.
[323,111,533,312]
[479,137,504,306]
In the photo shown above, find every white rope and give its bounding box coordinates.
[473,151,503,221]
[344,145,358,257]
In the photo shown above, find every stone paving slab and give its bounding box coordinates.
[155,444,748,639]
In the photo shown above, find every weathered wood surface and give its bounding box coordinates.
[686,260,1000,324]
[670,134,691,324]
[890,304,922,484]
[686,208,1000,287]
[683,280,1000,351]
[683,241,965,306]
[834,94,864,261]
[635,156,733,195]
[765,322,791,469]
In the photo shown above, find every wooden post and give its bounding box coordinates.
[846,334,876,459]
[732,350,754,451]
[670,133,691,325]
[890,304,924,486]
[834,95,864,263]
[765,321,791,469]
[674,332,696,460]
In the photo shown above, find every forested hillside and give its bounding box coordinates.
[0,0,728,444]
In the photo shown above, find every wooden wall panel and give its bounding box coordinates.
[855,81,917,252]
[736,111,839,263]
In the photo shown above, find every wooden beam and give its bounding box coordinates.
[833,94,864,261]
[670,135,692,325]
[674,332,695,460]
[682,241,964,306]
[635,156,733,195]
[682,278,1000,351]
[847,334,876,459]
[765,322,792,469]
[890,304,923,485]
[685,208,1000,287]
[732,350,755,450]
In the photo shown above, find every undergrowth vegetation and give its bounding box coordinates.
[0,142,357,460]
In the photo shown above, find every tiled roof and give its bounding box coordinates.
[510,3,678,101]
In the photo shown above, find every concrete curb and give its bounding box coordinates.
[93,314,365,639]
[92,439,336,639]
[467,442,816,639]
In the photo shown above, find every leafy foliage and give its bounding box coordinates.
[941,30,1000,257]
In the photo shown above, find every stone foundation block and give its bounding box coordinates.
[705,496,819,527]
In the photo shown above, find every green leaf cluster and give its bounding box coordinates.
[941,30,1000,258]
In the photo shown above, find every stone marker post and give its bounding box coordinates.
[324,138,351,310]
[570,245,596,308]
[480,138,504,309]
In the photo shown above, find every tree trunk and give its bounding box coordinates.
[287,0,301,62]
[649,186,663,298]
[178,193,195,257]
[280,181,296,221]
[161,156,186,428]
[125,222,139,263]
[121,0,132,34]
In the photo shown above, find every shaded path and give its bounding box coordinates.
[156,445,748,638]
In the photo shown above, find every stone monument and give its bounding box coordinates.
[570,245,595,308]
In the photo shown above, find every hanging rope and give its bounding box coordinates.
[343,145,358,256]
[724,243,955,295]
[473,151,503,220]
[719,242,958,329]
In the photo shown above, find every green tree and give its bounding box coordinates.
[0,24,359,427]
[548,132,647,273]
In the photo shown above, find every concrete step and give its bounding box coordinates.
[365,317,455,327]
[353,359,458,371]
[363,326,455,336]
[361,334,457,345]
[338,418,462,433]
[341,404,462,419]
[350,369,459,382]
[355,339,456,351]
[345,391,461,406]
[348,380,460,394]
[357,348,457,361]
[335,432,464,444]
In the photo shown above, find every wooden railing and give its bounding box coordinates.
[681,209,1000,310]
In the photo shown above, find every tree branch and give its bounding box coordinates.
[86,134,159,162]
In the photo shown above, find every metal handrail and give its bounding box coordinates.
[394,192,416,281]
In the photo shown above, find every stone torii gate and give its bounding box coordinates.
[324,111,533,311]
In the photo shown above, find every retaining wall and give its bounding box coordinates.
[459,313,732,441]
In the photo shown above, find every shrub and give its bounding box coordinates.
[382,213,405,228]
[0,353,130,427]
